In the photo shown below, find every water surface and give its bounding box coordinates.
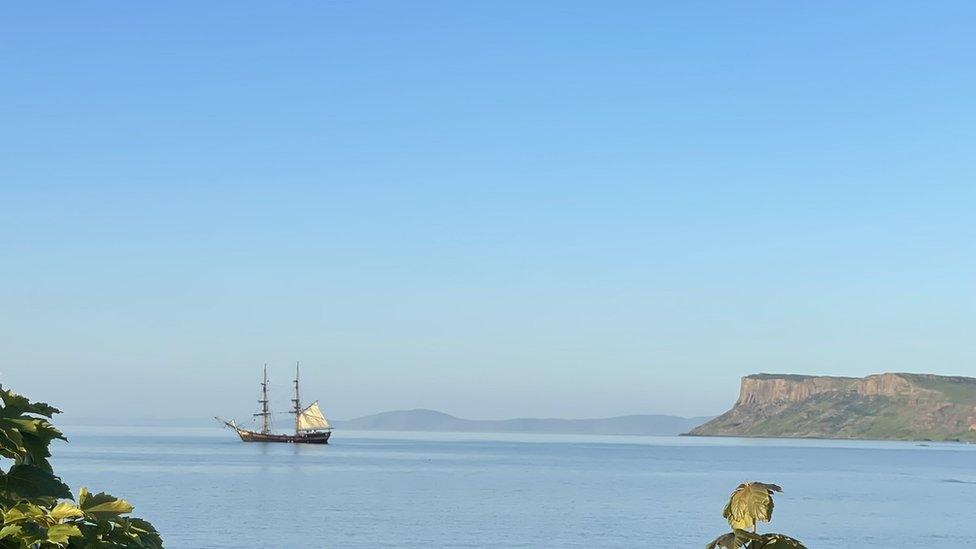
[53,427,976,547]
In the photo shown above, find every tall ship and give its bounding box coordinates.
[217,364,332,444]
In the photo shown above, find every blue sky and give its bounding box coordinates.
[2,2,973,422]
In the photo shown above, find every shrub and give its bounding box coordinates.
[706,482,805,549]
[0,386,162,548]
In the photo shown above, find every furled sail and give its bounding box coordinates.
[297,401,331,431]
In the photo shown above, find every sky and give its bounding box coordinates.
[2,2,974,424]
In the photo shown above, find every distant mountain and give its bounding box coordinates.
[334,409,711,436]
[689,373,976,442]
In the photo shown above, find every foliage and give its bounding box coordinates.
[706,529,759,549]
[0,386,162,548]
[706,482,806,549]
[723,482,780,530]
[706,531,806,549]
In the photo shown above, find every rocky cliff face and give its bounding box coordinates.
[736,375,852,405]
[735,373,918,406]
[689,373,976,441]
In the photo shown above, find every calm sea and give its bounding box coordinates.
[52,427,976,548]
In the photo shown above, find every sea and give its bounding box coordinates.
[52,426,976,548]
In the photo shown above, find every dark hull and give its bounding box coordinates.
[237,430,331,444]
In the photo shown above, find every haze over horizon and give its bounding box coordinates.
[3,2,974,424]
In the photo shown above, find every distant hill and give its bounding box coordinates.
[334,409,711,436]
[689,373,976,442]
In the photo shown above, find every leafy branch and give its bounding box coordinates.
[0,386,162,548]
[706,482,806,549]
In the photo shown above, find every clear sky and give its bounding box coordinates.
[2,2,974,424]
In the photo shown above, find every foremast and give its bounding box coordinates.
[292,362,302,435]
[253,364,271,434]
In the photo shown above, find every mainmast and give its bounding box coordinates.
[254,364,271,434]
[292,362,301,435]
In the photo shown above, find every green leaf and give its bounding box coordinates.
[0,464,73,501]
[78,489,134,518]
[0,425,24,452]
[50,502,84,522]
[0,391,66,471]
[752,533,808,548]
[0,386,61,418]
[0,524,23,540]
[46,524,83,546]
[2,502,45,524]
[72,515,163,549]
[2,418,45,433]
[1,521,50,547]
[707,529,761,549]
[723,482,781,530]
[16,420,64,471]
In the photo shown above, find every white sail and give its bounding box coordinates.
[297,401,331,431]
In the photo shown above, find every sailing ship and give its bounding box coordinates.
[216,363,332,444]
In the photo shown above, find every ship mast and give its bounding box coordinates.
[292,362,301,435]
[254,364,271,434]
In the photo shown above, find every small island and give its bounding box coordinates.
[689,372,976,442]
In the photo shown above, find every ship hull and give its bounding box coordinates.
[237,430,331,444]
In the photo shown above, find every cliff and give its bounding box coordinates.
[689,373,976,441]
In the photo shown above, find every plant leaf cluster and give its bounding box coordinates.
[706,482,806,549]
[0,386,162,548]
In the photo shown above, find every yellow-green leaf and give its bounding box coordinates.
[722,482,781,530]
[50,502,84,521]
[46,523,82,546]
[2,502,45,524]
[79,489,134,518]
[0,524,23,540]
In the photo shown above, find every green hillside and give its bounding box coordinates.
[690,373,976,442]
